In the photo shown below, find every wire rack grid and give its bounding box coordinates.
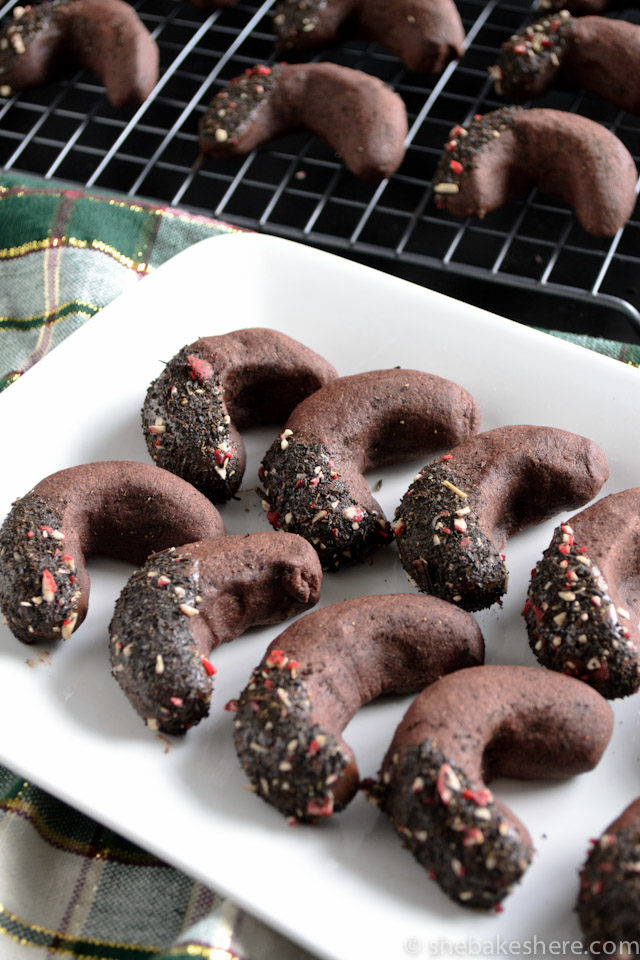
[2,0,640,339]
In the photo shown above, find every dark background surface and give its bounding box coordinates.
[2,0,640,342]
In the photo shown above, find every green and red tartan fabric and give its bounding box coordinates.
[0,173,637,960]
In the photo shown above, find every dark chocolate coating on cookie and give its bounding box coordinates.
[0,0,159,107]
[259,368,481,571]
[272,0,464,74]
[578,797,640,954]
[143,328,337,503]
[433,106,637,236]
[199,63,408,183]
[394,425,609,611]
[109,531,322,734]
[525,487,640,699]
[232,593,484,822]
[493,12,640,116]
[373,664,613,908]
[0,461,226,645]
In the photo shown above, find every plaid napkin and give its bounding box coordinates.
[0,173,637,960]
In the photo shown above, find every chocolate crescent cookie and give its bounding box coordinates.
[394,425,609,611]
[370,665,613,909]
[142,328,337,504]
[0,461,225,645]
[432,106,638,236]
[492,11,640,116]
[578,797,640,955]
[525,487,640,700]
[230,593,484,822]
[199,63,408,183]
[0,0,159,107]
[110,531,322,734]
[259,368,481,571]
[272,0,465,74]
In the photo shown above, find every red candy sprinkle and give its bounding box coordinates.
[266,510,281,529]
[450,159,463,176]
[201,657,216,676]
[306,797,333,818]
[187,354,214,381]
[41,569,57,597]
[462,787,492,806]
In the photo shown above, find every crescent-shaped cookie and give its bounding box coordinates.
[0,461,225,644]
[432,106,637,236]
[110,531,322,734]
[231,594,484,821]
[272,0,465,74]
[259,368,481,570]
[0,0,159,107]
[371,665,613,908]
[394,425,609,611]
[142,328,337,504]
[199,63,408,183]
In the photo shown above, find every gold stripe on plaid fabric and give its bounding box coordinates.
[0,903,159,958]
[166,948,240,959]
[0,237,152,274]
[0,797,162,866]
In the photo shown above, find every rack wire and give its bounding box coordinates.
[2,0,640,339]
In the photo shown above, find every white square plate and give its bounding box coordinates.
[0,233,638,960]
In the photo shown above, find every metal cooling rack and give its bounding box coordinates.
[2,0,640,341]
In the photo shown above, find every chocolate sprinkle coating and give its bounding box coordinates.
[272,0,328,44]
[0,494,81,643]
[433,106,518,193]
[199,65,283,150]
[525,498,640,699]
[233,650,348,823]
[578,801,640,952]
[371,740,528,908]
[395,459,506,611]
[110,548,212,735]
[492,12,573,101]
[0,1,59,83]
[260,436,389,571]
[143,346,241,503]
